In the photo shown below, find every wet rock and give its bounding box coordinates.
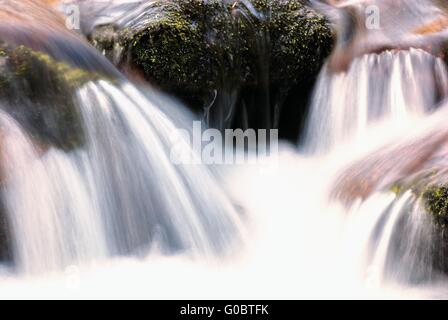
[0,199,12,264]
[0,0,121,266]
[423,183,448,227]
[331,128,448,206]
[418,166,448,275]
[0,0,123,151]
[330,124,448,277]
[0,0,121,151]
[0,43,109,151]
[88,0,333,137]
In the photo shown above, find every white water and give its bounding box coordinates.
[304,49,448,153]
[2,0,448,300]
[1,67,448,298]
[1,140,447,299]
[0,80,245,275]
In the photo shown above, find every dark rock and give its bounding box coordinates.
[88,0,334,138]
[0,43,112,151]
[0,0,123,266]
[423,182,448,226]
[329,125,448,278]
[0,198,12,264]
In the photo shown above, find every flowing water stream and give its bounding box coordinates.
[1,0,448,299]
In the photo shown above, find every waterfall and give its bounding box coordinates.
[340,190,439,286]
[0,80,245,274]
[294,0,448,288]
[303,49,448,153]
[3,0,448,299]
[0,110,108,273]
[298,36,448,287]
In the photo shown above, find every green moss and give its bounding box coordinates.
[242,0,334,86]
[127,2,214,92]
[119,0,241,93]
[0,44,105,150]
[91,0,333,102]
[386,168,441,196]
[390,182,404,195]
[4,45,101,86]
[423,184,448,228]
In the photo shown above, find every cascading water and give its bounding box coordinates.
[304,49,448,153]
[1,111,108,273]
[298,0,448,291]
[0,79,246,275]
[3,0,448,299]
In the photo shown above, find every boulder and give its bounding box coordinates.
[0,43,108,150]
[88,0,334,137]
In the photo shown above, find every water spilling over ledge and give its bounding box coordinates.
[0,0,246,274]
[82,0,334,140]
[0,0,448,299]
[303,48,448,153]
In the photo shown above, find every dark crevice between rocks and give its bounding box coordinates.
[0,195,13,266]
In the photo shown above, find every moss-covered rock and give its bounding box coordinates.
[385,168,448,227]
[255,0,333,86]
[378,165,448,227]
[379,171,448,277]
[423,183,448,228]
[330,130,448,278]
[420,181,448,274]
[89,0,333,136]
[0,43,106,150]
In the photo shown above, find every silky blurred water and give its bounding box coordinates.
[1,0,448,299]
